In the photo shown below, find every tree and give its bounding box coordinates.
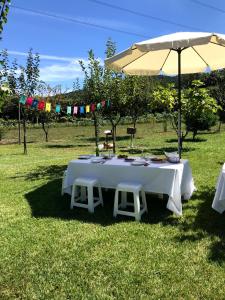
[103,38,124,154]
[1,49,40,153]
[36,82,57,142]
[183,80,219,140]
[0,0,11,37]
[202,69,225,131]
[79,49,104,155]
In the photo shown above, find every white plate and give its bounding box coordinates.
[91,158,104,163]
[79,155,92,159]
[131,161,146,166]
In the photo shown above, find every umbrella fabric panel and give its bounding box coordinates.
[193,43,225,71]
[122,49,170,75]
[135,32,213,51]
[162,47,209,75]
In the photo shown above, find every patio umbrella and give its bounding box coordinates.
[105,32,225,158]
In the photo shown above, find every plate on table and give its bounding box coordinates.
[91,157,104,163]
[125,157,135,162]
[118,154,128,159]
[78,155,92,159]
[151,157,166,163]
[131,159,146,166]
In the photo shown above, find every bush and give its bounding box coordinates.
[183,80,219,140]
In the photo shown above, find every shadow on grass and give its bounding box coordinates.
[173,186,225,265]
[11,164,67,180]
[86,135,130,142]
[166,137,207,143]
[24,165,172,226]
[45,143,92,149]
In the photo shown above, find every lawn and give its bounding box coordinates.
[1,123,225,299]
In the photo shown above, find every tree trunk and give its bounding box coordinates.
[163,117,167,132]
[112,125,116,154]
[42,122,49,142]
[93,113,99,155]
[192,130,197,141]
[218,120,222,133]
[23,117,27,155]
[18,101,21,145]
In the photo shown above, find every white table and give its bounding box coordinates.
[63,158,195,216]
[212,163,225,213]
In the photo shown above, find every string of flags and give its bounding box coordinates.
[19,95,111,115]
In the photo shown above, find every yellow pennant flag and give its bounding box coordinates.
[86,105,90,113]
[45,102,51,112]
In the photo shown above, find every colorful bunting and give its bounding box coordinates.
[97,103,101,110]
[19,95,26,104]
[55,104,61,113]
[18,95,112,115]
[31,98,39,108]
[91,103,95,112]
[86,105,90,113]
[45,103,51,112]
[26,97,33,106]
[80,106,85,114]
[106,99,111,108]
[73,106,78,115]
[38,100,45,111]
[67,106,72,115]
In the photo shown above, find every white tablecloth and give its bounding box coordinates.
[63,158,196,216]
[212,163,225,213]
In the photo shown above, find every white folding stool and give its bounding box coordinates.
[71,177,103,213]
[113,182,148,221]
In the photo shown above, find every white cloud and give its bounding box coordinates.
[8,50,104,83]
[8,50,84,63]
[39,61,84,82]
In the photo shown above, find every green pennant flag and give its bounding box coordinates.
[19,95,26,104]
[97,103,101,110]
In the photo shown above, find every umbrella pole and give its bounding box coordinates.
[177,48,182,159]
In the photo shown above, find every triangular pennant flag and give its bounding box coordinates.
[97,103,101,110]
[86,105,90,113]
[90,103,95,112]
[55,104,61,113]
[67,106,72,115]
[38,100,45,111]
[19,95,26,104]
[26,97,33,106]
[45,102,51,112]
[101,100,106,108]
[80,106,85,114]
[31,98,39,108]
[106,100,110,108]
[73,106,78,115]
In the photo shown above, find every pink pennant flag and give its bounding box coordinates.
[26,97,33,106]
[101,100,106,107]
[73,106,78,115]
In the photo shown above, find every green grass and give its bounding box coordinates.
[1,123,225,299]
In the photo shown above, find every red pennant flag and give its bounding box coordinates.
[90,103,95,112]
[38,100,45,111]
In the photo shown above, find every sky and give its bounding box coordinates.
[2,0,225,89]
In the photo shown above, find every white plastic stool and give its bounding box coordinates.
[70,177,103,213]
[61,170,67,196]
[113,182,147,221]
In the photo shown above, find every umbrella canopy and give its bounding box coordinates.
[105,32,225,75]
[105,32,225,157]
